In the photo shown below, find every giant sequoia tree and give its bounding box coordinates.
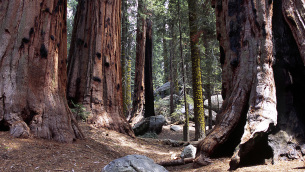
[195,0,305,169]
[0,0,83,142]
[67,0,134,137]
[129,0,146,125]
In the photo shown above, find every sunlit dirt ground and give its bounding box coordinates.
[1,122,304,171]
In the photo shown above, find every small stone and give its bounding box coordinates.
[170,125,182,132]
[181,145,197,159]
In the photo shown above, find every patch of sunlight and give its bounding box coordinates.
[113,137,175,156]
[1,142,21,151]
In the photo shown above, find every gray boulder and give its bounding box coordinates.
[154,82,170,95]
[180,145,197,159]
[133,115,166,136]
[170,125,182,132]
[102,154,168,172]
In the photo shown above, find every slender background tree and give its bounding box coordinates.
[188,0,206,140]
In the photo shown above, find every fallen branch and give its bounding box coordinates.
[158,158,195,166]
[139,137,200,147]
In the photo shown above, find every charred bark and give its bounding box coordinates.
[0,0,83,142]
[195,0,276,168]
[196,0,305,169]
[144,18,155,118]
[67,0,134,137]
[269,0,305,163]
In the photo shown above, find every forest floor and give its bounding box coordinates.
[1,122,305,172]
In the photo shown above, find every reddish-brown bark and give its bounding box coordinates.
[67,0,134,137]
[195,0,276,168]
[129,0,146,125]
[0,0,83,142]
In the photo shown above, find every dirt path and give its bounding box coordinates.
[0,122,304,171]
[158,123,196,141]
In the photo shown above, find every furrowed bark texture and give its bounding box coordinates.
[0,0,83,142]
[129,0,146,125]
[67,0,134,137]
[282,0,305,64]
[195,0,277,167]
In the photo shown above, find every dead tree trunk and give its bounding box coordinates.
[195,0,305,169]
[0,0,83,142]
[144,18,155,118]
[67,0,134,137]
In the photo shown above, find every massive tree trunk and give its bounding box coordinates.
[129,0,146,125]
[188,0,206,141]
[0,0,83,142]
[195,0,305,169]
[144,18,155,118]
[67,0,134,137]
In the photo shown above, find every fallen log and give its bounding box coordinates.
[158,158,195,166]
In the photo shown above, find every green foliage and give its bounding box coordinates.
[70,101,90,121]
[121,0,222,128]
[171,93,194,121]
[154,96,170,116]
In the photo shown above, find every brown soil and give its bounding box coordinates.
[0,122,304,172]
